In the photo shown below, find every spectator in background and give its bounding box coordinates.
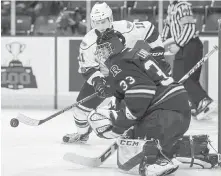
[15,1,41,33]
[126,1,135,8]
[56,7,87,36]
[1,1,10,15]
[31,1,63,35]
[35,1,62,16]
[162,0,216,120]
[1,1,11,35]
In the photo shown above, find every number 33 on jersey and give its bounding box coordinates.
[110,64,135,91]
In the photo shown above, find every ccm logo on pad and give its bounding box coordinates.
[120,140,139,146]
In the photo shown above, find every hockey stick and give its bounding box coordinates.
[63,46,218,167]
[178,45,218,83]
[16,92,98,126]
[63,141,118,167]
[63,127,134,167]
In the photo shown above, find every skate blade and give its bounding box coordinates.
[62,137,88,144]
[195,102,217,120]
[62,141,89,146]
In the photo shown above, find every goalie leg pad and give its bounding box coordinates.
[117,138,159,175]
[175,135,221,168]
[117,138,147,174]
[175,135,209,157]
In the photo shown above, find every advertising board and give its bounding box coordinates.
[1,37,55,108]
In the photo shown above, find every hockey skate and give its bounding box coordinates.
[63,128,92,144]
[192,97,216,120]
[139,157,179,176]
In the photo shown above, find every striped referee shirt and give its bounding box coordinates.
[162,0,197,47]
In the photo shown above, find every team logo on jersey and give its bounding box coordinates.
[1,42,37,89]
[137,49,150,59]
[110,65,122,77]
[151,52,164,56]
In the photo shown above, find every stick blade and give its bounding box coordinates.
[214,45,218,50]
[63,152,101,167]
[16,113,40,126]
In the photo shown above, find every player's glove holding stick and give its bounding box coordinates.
[92,76,111,98]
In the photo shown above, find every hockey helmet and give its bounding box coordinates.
[90,2,113,32]
[95,28,125,63]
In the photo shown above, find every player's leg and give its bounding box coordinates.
[173,47,204,109]
[63,81,105,143]
[173,56,197,110]
[133,110,190,176]
[173,39,215,119]
[134,109,191,157]
[182,38,215,119]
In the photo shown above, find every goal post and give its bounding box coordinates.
[218,18,221,153]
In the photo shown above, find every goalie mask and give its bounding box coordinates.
[95,28,126,64]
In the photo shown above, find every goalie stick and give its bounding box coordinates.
[15,92,98,126]
[64,126,134,167]
[63,46,218,167]
[64,142,118,167]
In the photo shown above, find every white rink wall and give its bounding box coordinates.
[202,37,219,102]
[1,36,219,109]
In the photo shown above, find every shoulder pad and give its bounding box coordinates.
[80,29,97,50]
[113,20,134,34]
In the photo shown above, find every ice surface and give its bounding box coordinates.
[1,109,220,176]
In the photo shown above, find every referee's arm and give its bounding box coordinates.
[175,3,196,47]
[162,17,170,42]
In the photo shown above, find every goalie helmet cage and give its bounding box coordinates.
[218,19,221,153]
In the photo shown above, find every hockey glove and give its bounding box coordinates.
[88,108,120,139]
[92,77,111,98]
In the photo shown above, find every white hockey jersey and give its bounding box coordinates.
[78,20,164,85]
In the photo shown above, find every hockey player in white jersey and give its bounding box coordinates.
[63,2,170,143]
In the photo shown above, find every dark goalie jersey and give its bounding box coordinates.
[106,48,190,130]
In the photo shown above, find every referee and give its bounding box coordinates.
[162,0,215,120]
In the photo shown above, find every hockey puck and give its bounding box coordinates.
[63,136,70,143]
[10,118,19,127]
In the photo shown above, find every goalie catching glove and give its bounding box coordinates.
[88,107,133,139]
[88,108,120,139]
